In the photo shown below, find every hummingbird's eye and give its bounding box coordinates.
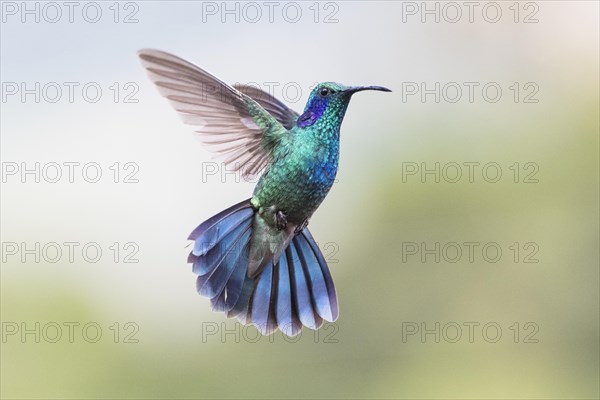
[319,87,331,97]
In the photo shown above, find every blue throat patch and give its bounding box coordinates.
[297,96,327,128]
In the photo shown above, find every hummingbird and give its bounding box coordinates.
[139,49,391,336]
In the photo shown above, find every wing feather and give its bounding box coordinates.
[139,49,291,178]
[233,84,299,130]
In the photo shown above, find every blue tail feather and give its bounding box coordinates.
[303,229,339,321]
[223,241,250,311]
[225,275,254,323]
[295,234,334,322]
[197,223,252,298]
[209,284,226,312]
[188,200,338,336]
[274,250,302,336]
[189,199,253,255]
[193,218,251,277]
[287,240,321,330]
[250,261,277,335]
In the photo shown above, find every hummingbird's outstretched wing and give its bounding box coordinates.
[233,84,299,130]
[138,49,290,178]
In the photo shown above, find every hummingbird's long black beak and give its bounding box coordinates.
[344,85,392,94]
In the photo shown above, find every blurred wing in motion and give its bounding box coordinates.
[138,49,290,178]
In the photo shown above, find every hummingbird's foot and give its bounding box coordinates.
[294,218,309,234]
[275,210,288,230]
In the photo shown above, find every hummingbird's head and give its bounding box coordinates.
[297,82,391,129]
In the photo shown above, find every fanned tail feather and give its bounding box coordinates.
[188,199,338,336]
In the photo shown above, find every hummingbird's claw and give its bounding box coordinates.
[275,210,288,230]
[294,219,309,234]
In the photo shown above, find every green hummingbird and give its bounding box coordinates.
[139,49,390,336]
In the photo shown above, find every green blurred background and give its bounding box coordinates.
[1,1,598,399]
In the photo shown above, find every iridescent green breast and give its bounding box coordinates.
[252,127,339,224]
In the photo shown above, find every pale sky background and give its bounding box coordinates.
[1,2,599,399]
